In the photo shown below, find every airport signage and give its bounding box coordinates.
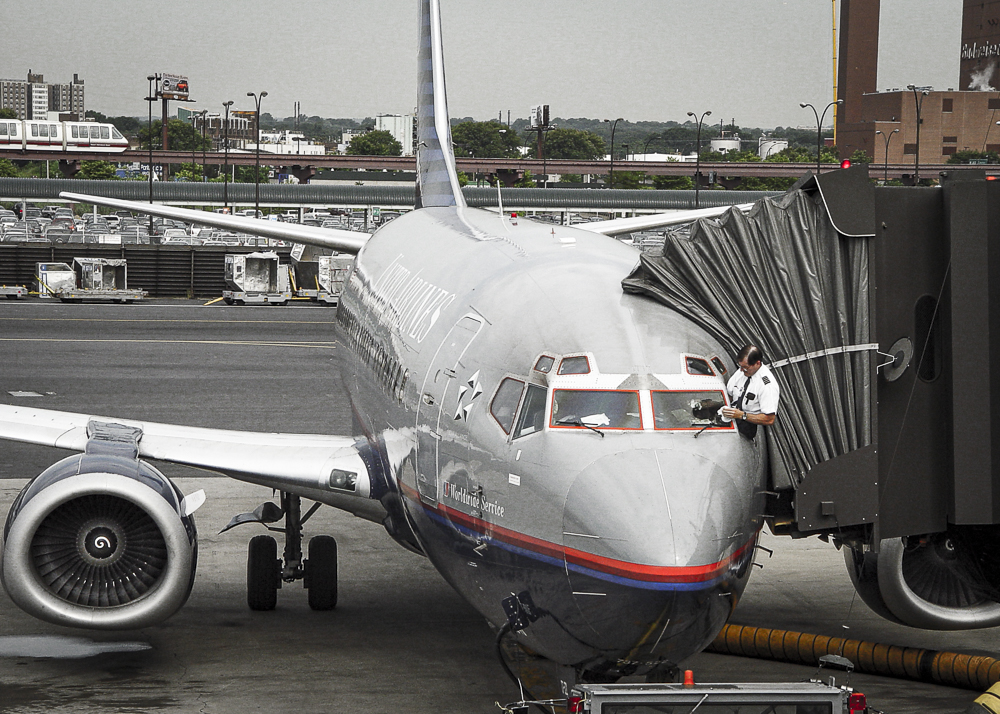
[160,74,190,101]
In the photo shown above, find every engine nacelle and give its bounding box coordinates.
[2,451,198,629]
[844,531,1000,630]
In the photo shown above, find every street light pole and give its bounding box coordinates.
[603,117,623,188]
[189,114,198,181]
[907,85,931,183]
[686,110,712,208]
[247,91,267,218]
[799,100,843,175]
[199,110,208,182]
[146,74,158,236]
[222,100,234,211]
[875,128,899,183]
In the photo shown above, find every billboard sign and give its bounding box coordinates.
[528,105,549,129]
[160,74,190,100]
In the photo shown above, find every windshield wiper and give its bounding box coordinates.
[556,415,605,438]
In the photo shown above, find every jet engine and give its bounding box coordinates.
[2,450,199,630]
[844,530,1000,629]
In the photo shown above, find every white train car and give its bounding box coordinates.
[0,120,128,152]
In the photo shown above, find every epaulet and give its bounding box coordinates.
[762,375,771,385]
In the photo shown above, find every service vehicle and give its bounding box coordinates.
[565,680,871,714]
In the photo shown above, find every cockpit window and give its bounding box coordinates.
[711,356,728,376]
[685,356,714,376]
[551,390,642,430]
[534,355,554,373]
[652,390,732,430]
[490,378,524,434]
[558,356,590,375]
[513,384,547,438]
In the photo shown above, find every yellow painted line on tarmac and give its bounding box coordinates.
[0,338,337,349]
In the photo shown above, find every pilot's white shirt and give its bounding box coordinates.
[722,364,780,419]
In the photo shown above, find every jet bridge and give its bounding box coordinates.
[623,167,1000,630]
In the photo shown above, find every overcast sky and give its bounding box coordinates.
[3,0,962,129]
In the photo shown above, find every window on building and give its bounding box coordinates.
[943,136,958,143]
[903,143,918,155]
[942,98,954,112]
[990,99,1000,110]
[989,145,1000,154]
[942,147,957,155]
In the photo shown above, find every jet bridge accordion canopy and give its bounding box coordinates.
[623,169,875,492]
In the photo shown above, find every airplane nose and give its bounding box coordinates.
[560,447,758,659]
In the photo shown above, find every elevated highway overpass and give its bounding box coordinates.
[0,148,990,183]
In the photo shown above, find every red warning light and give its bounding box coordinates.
[840,159,852,169]
[683,670,695,687]
[567,695,583,713]
[848,692,867,712]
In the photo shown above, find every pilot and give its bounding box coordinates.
[719,344,779,439]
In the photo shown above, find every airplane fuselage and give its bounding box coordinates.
[335,206,767,675]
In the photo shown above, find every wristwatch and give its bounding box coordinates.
[741,412,747,421]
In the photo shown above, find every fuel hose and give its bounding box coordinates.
[707,623,1000,691]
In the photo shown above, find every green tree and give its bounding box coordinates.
[0,108,17,120]
[347,130,402,156]
[528,128,605,160]
[137,119,211,152]
[740,176,797,190]
[86,110,141,135]
[77,161,117,180]
[848,149,872,164]
[452,121,521,158]
[0,158,17,177]
[947,149,999,164]
[652,175,694,190]
[235,165,271,183]
[608,171,645,189]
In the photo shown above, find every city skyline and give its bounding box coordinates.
[3,0,962,129]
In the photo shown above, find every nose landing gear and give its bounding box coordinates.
[224,491,338,611]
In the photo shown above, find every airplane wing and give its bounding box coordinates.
[59,191,370,254]
[578,203,754,237]
[0,404,375,513]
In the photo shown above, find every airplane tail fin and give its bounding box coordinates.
[414,0,466,209]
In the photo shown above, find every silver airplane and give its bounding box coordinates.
[0,0,764,683]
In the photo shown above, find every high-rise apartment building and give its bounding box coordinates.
[0,71,84,120]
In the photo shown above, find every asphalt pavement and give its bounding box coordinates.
[0,300,995,713]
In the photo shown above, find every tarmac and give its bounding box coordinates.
[0,300,996,713]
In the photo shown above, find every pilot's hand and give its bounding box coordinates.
[719,406,737,422]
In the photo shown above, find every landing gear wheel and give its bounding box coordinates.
[247,535,280,611]
[223,297,234,305]
[305,535,337,610]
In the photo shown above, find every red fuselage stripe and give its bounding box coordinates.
[398,480,754,584]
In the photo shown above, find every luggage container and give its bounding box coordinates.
[223,251,291,305]
[288,244,353,305]
[35,262,77,298]
[55,258,146,303]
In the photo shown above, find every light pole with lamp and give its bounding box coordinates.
[907,85,932,183]
[247,91,267,218]
[199,110,208,182]
[222,100,233,213]
[222,101,234,211]
[188,113,199,181]
[799,100,842,175]
[145,74,158,236]
[686,110,711,208]
[875,128,899,183]
[603,117,623,188]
